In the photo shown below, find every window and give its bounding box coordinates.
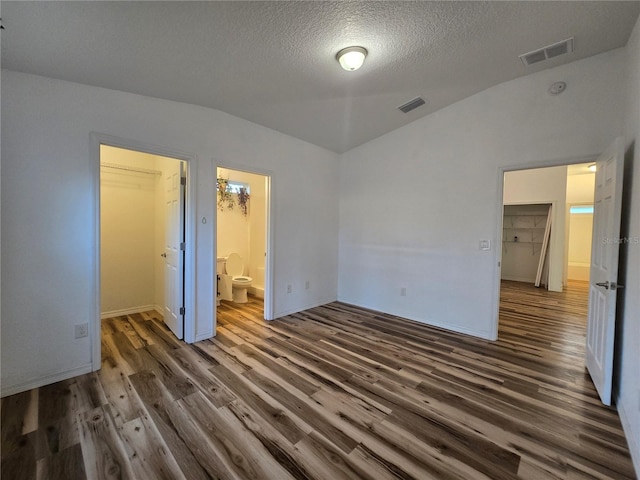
[227,181,249,194]
[570,206,594,215]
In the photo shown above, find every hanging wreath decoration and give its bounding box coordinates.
[217,178,234,211]
[217,177,250,217]
[237,187,250,216]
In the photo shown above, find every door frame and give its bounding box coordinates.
[215,161,275,321]
[490,153,598,340]
[91,133,197,370]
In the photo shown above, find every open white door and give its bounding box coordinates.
[586,137,624,406]
[163,161,185,339]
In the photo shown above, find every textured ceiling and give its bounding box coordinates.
[2,1,639,153]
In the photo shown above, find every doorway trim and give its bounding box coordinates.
[90,133,197,370]
[215,161,275,321]
[490,153,598,340]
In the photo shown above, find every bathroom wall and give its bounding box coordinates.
[217,167,266,295]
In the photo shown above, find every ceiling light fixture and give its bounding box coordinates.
[336,46,367,71]
[588,163,597,172]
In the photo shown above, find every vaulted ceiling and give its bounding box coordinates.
[2,1,639,153]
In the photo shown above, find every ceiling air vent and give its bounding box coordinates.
[398,97,426,114]
[519,37,574,66]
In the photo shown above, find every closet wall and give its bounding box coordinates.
[501,204,550,284]
[100,146,173,316]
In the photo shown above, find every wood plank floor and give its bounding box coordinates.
[2,281,636,479]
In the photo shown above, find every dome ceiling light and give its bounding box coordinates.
[336,46,367,71]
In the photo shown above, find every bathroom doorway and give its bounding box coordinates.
[216,166,272,319]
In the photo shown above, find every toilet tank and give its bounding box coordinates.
[216,257,227,274]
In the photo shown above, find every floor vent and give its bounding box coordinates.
[519,38,574,66]
[398,97,426,114]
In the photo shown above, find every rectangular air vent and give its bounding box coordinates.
[519,37,574,66]
[398,97,426,114]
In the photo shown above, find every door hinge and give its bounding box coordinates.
[180,176,186,186]
[180,242,186,251]
[179,307,185,316]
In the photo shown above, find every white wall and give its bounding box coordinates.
[564,172,595,282]
[339,48,626,340]
[1,71,339,396]
[619,14,640,475]
[566,212,593,281]
[566,172,596,204]
[503,166,568,291]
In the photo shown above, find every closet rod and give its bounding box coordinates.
[100,162,161,175]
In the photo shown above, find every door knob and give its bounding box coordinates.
[595,281,609,289]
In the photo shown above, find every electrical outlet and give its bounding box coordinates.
[75,323,89,339]
[305,280,310,290]
[287,284,292,294]
[400,287,407,297]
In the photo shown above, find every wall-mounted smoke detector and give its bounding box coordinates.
[519,37,574,66]
[548,81,567,96]
[398,97,426,114]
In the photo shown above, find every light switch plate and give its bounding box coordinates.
[479,240,491,251]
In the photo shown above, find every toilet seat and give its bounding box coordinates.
[225,253,244,277]
[224,253,252,304]
[226,253,253,284]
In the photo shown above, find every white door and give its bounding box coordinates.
[586,137,624,406]
[164,161,185,339]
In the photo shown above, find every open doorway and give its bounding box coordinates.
[497,161,595,338]
[99,144,187,340]
[216,166,271,319]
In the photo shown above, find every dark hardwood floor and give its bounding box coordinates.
[1,281,636,479]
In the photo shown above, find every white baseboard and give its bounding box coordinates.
[101,304,157,319]
[273,296,338,319]
[249,286,265,299]
[616,392,640,478]
[194,330,214,342]
[501,275,536,284]
[1,363,93,398]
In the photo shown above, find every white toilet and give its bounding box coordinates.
[225,253,253,303]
